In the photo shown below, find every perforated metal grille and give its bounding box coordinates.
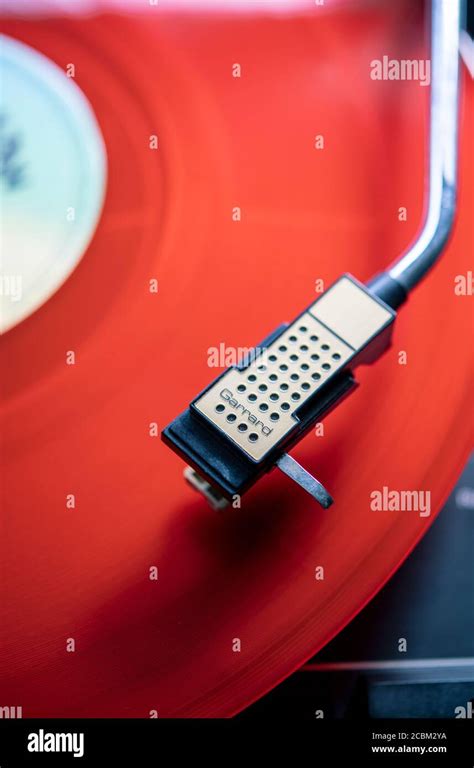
[193,312,354,461]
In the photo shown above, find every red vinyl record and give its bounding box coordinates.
[1,1,473,717]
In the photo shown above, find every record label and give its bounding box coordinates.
[0,35,106,332]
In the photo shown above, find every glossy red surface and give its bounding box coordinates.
[1,3,472,716]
